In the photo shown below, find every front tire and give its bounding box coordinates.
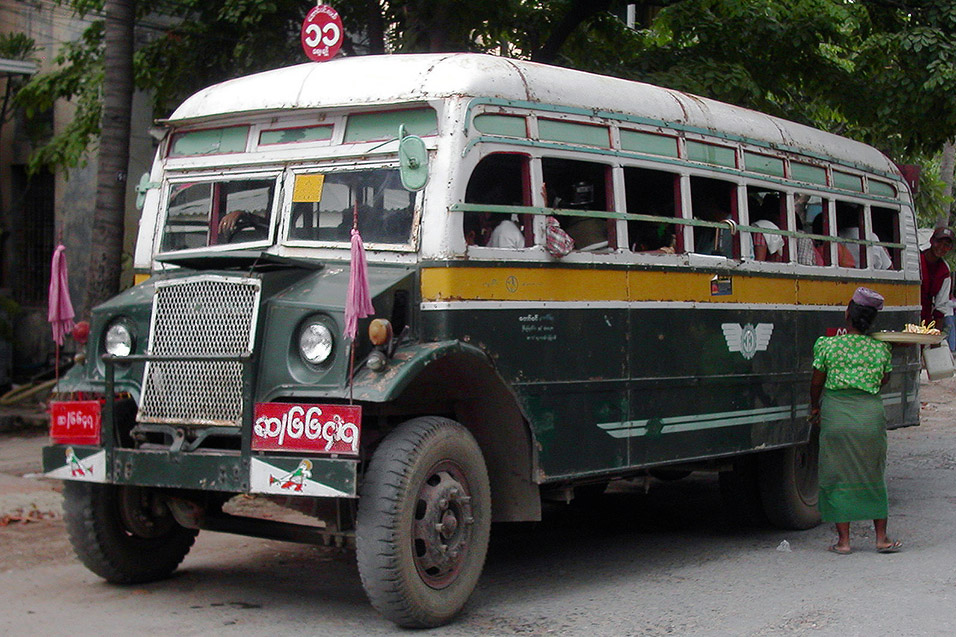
[356,417,491,628]
[63,481,198,584]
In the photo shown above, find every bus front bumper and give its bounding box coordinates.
[42,445,358,498]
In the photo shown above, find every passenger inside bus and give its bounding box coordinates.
[871,205,900,269]
[624,166,678,253]
[542,157,609,251]
[631,219,676,253]
[691,176,736,258]
[813,213,855,267]
[748,194,784,262]
[464,154,527,248]
[794,195,818,265]
[836,202,892,269]
[561,182,608,250]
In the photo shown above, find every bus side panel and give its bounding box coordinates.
[622,305,919,471]
[420,305,630,477]
[628,307,805,468]
[421,265,920,481]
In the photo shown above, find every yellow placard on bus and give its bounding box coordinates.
[292,174,325,203]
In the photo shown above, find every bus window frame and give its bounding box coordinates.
[870,203,903,270]
[743,183,790,263]
[620,162,683,254]
[461,151,534,250]
[539,153,616,253]
[686,171,742,259]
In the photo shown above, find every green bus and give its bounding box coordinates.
[44,53,921,627]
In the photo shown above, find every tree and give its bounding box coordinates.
[85,0,135,316]
[939,140,955,227]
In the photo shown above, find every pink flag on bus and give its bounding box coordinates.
[48,244,75,346]
[344,227,374,340]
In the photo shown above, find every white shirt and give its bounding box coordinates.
[838,227,892,270]
[487,218,524,248]
[742,219,784,259]
[753,219,784,256]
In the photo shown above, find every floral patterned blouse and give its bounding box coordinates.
[812,334,892,394]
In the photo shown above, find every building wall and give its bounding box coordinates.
[1,1,154,378]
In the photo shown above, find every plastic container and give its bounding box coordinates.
[922,344,955,380]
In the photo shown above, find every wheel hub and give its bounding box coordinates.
[117,486,177,539]
[412,463,474,589]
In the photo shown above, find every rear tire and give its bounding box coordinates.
[758,435,821,530]
[63,481,198,584]
[356,417,491,628]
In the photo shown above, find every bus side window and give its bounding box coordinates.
[794,193,824,266]
[869,205,899,270]
[690,176,737,258]
[542,157,611,251]
[624,166,680,253]
[811,202,856,267]
[836,201,867,269]
[464,153,530,248]
[744,186,786,262]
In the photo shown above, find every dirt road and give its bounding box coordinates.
[2,377,956,636]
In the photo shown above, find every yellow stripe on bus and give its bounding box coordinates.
[420,267,918,306]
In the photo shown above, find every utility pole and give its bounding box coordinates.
[84,0,135,317]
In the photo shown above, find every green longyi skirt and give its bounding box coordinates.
[817,388,888,522]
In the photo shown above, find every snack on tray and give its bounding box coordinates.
[903,321,942,335]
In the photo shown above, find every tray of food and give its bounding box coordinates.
[872,331,944,344]
[872,322,945,345]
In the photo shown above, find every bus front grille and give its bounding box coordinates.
[138,275,261,427]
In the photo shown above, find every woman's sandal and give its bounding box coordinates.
[877,540,903,554]
[828,544,852,555]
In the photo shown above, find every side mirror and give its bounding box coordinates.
[398,125,428,191]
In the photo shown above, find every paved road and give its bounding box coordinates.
[2,377,956,636]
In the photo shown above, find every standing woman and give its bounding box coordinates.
[809,287,901,554]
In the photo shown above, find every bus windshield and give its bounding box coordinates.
[160,176,277,252]
[288,168,415,246]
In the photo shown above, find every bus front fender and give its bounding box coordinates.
[350,340,492,403]
[351,339,542,522]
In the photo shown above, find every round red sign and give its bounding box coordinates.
[301,5,343,62]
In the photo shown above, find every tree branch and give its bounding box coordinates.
[532,0,613,64]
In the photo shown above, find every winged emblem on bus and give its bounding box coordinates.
[721,323,774,360]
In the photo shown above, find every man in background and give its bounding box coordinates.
[920,227,955,326]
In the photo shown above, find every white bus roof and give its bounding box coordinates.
[168,53,898,176]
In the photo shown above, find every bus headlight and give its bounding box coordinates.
[299,320,334,365]
[104,320,135,357]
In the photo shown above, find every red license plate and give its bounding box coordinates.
[252,403,361,455]
[50,401,102,445]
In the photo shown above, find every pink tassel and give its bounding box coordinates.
[48,244,75,346]
[344,227,375,340]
